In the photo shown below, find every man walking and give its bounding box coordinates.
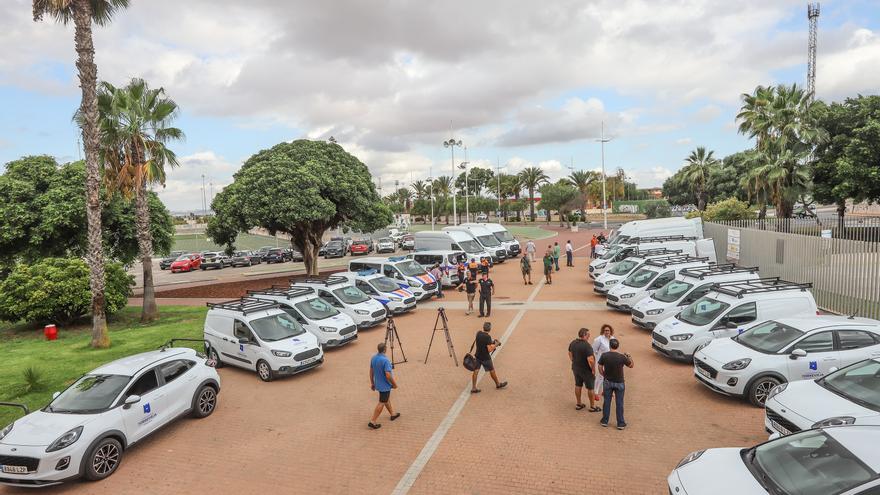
[565,239,574,267]
[369,342,399,429]
[552,241,561,271]
[526,239,536,262]
[456,274,477,315]
[542,249,553,284]
[478,272,495,317]
[597,338,634,430]
[520,254,532,285]
[568,328,599,412]
[470,322,507,393]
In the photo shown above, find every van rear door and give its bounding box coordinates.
[696,239,717,263]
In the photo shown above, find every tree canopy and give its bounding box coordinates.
[455,166,495,197]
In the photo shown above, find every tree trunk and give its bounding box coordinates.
[73,2,109,349]
[135,168,158,322]
[297,228,324,276]
[528,188,535,222]
[837,200,846,238]
[514,192,521,222]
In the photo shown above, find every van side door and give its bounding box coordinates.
[230,319,258,368]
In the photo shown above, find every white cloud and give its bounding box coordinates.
[674,137,693,145]
[156,151,239,211]
[629,166,674,188]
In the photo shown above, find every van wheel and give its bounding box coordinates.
[191,385,217,418]
[256,360,274,382]
[208,346,223,368]
[748,376,781,408]
[84,437,123,481]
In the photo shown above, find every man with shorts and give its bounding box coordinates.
[470,322,508,393]
[520,254,532,285]
[568,328,599,412]
[456,274,477,315]
[369,342,399,429]
[542,249,553,284]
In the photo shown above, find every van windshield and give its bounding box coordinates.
[333,286,370,304]
[372,277,402,292]
[250,313,306,341]
[652,280,694,303]
[600,246,622,260]
[623,268,659,288]
[458,239,482,254]
[494,231,514,242]
[397,260,427,276]
[294,298,339,320]
[608,259,639,276]
[734,320,804,353]
[477,234,501,247]
[677,296,730,327]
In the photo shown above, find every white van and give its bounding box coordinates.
[462,223,521,258]
[291,276,387,329]
[599,217,704,256]
[204,298,323,382]
[592,248,684,294]
[247,286,358,348]
[606,255,713,312]
[406,250,467,287]
[414,231,492,264]
[651,278,818,362]
[443,225,508,263]
[348,256,437,301]
[631,264,761,330]
[589,235,708,279]
[335,271,417,314]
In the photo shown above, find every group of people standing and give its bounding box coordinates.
[520,239,576,285]
[455,258,495,318]
[568,324,633,429]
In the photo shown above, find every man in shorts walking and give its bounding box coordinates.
[542,249,553,284]
[470,322,507,393]
[456,274,477,315]
[520,254,532,285]
[568,328,599,411]
[369,342,399,429]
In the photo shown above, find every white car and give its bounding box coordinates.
[375,237,396,254]
[668,425,880,495]
[694,315,880,406]
[765,358,880,438]
[292,276,387,329]
[0,344,219,486]
[407,250,467,287]
[592,249,683,294]
[335,271,417,314]
[204,298,324,382]
[631,264,760,330]
[652,278,818,362]
[348,257,437,301]
[247,286,358,347]
[605,255,711,312]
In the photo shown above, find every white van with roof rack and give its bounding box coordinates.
[406,250,467,287]
[348,256,437,301]
[651,278,818,362]
[606,255,713,312]
[589,235,714,279]
[443,226,508,263]
[204,298,323,382]
[291,276,387,329]
[593,248,683,294]
[335,271,417,314]
[246,286,358,348]
[598,217,703,256]
[461,223,520,258]
[631,264,761,330]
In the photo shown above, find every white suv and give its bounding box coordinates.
[592,249,683,295]
[694,315,880,407]
[652,278,817,362]
[247,286,358,347]
[0,344,219,486]
[204,298,323,382]
[292,276,387,329]
[631,264,760,330]
[606,255,711,312]
[336,271,417,314]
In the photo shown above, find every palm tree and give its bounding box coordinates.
[737,85,774,151]
[411,180,427,200]
[567,170,600,213]
[681,147,719,211]
[396,187,412,212]
[34,0,130,349]
[433,176,452,223]
[518,166,549,222]
[91,78,183,323]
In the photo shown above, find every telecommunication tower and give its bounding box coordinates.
[807,3,820,98]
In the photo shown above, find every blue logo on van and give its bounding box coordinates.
[809,361,818,371]
[143,403,151,414]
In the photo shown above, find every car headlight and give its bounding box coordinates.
[676,450,706,468]
[670,333,692,341]
[0,422,13,441]
[620,293,634,299]
[595,262,607,269]
[46,426,83,453]
[812,416,856,429]
[767,383,787,402]
[722,358,752,371]
[271,350,292,357]
[319,326,338,333]
[354,309,369,315]
[646,308,665,315]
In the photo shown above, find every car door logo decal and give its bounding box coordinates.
[240,343,245,352]
[143,403,151,414]
[139,402,157,425]
[809,361,818,371]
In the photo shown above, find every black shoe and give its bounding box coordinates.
[617,423,627,430]
[600,422,608,427]
[368,422,381,429]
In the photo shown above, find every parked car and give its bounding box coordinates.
[376,237,396,254]
[159,250,185,270]
[230,251,261,267]
[292,276,387,329]
[348,257,437,301]
[605,255,712,312]
[288,249,304,262]
[335,271,416,314]
[323,241,346,259]
[400,234,415,251]
[247,286,358,348]
[0,345,219,486]
[170,253,201,273]
[475,213,488,222]
[318,243,328,257]
[264,248,289,264]
[200,252,229,270]
[350,240,370,256]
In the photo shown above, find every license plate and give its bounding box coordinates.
[770,420,791,436]
[300,357,317,365]
[696,366,711,378]
[1,465,28,474]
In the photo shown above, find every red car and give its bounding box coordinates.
[350,240,370,255]
[170,253,202,273]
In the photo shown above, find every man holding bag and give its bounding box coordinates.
[469,322,507,394]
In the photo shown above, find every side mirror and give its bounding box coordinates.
[238,338,249,344]
[52,391,61,399]
[123,395,141,409]
[789,348,807,360]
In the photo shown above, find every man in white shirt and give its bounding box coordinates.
[565,240,574,267]
[525,240,536,262]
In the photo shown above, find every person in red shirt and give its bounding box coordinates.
[590,235,599,258]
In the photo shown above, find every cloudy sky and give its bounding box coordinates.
[2,0,879,211]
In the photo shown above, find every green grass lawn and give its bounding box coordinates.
[0,306,207,425]
[407,224,555,240]
[172,232,284,253]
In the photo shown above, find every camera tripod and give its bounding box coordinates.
[424,307,458,366]
[383,316,407,367]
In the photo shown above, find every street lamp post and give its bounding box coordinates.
[596,121,612,230]
[459,161,470,223]
[443,139,463,225]
[427,177,435,231]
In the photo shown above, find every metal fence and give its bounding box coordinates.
[704,220,880,320]
[705,216,880,243]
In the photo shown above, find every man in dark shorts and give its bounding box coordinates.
[477,272,495,318]
[369,342,399,429]
[597,338,634,430]
[456,274,477,315]
[568,327,599,412]
[542,249,553,284]
[470,322,507,393]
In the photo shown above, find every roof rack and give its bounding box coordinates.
[290,275,348,286]
[679,264,760,280]
[644,255,709,268]
[627,235,697,244]
[247,286,314,300]
[711,278,812,298]
[633,248,683,257]
[206,297,279,315]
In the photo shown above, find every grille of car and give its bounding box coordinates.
[652,332,668,345]
[0,456,39,471]
[765,407,801,435]
[496,250,506,258]
[339,325,357,336]
[371,309,386,318]
[607,294,619,302]
[404,297,416,305]
[423,282,437,291]
[594,281,604,288]
[694,359,718,379]
[631,309,645,319]
[294,348,320,361]
[510,244,520,253]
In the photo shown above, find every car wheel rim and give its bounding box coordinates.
[756,381,775,404]
[198,389,216,414]
[259,363,269,379]
[93,443,119,475]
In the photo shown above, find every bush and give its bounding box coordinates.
[644,202,672,219]
[23,367,44,392]
[685,210,701,219]
[701,198,756,221]
[0,258,133,325]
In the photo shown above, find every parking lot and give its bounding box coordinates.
[15,230,772,495]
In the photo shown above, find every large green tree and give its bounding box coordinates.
[33,0,131,348]
[454,166,495,197]
[681,147,719,211]
[518,166,549,222]
[538,181,579,226]
[207,140,392,274]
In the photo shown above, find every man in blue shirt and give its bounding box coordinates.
[369,342,399,429]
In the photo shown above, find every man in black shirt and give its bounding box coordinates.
[455,274,477,315]
[477,272,495,318]
[470,322,507,393]
[597,338,634,430]
[568,328,598,412]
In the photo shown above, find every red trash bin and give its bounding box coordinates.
[44,324,57,341]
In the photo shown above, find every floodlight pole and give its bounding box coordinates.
[597,121,612,230]
[443,139,463,225]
